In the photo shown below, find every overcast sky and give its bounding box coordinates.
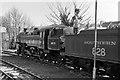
[1,0,120,26]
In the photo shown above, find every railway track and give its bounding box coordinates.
[0,59,42,80]
[2,50,115,79]
[1,50,92,78]
[0,69,14,80]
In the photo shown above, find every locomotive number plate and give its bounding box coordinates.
[92,47,106,56]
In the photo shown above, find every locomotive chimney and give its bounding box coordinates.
[23,28,27,32]
[23,28,27,34]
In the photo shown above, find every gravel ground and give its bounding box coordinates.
[1,54,90,79]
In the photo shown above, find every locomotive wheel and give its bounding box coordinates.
[24,49,31,58]
[23,50,28,58]
[39,50,48,62]
[18,44,27,57]
[37,49,43,60]
[22,49,28,58]
[49,51,60,64]
[29,47,37,59]
[39,50,45,61]
[54,51,61,64]
[21,45,25,56]
[71,58,81,70]
[60,56,71,65]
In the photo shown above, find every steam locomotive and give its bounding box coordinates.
[16,23,120,78]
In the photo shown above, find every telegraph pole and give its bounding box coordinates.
[93,0,97,80]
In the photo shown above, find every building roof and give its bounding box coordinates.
[101,21,120,28]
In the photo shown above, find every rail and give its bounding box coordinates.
[0,59,42,80]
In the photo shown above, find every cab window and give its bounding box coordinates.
[50,28,63,37]
[42,32,45,38]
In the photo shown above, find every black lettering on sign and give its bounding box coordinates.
[84,41,116,46]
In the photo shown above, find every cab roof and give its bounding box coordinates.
[39,24,67,32]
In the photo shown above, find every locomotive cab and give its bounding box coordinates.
[48,26,74,51]
[48,27,63,51]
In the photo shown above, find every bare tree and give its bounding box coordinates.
[1,7,32,49]
[47,2,92,28]
[0,16,11,41]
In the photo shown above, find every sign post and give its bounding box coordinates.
[92,0,97,80]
